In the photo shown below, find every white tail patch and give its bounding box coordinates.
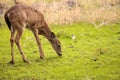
[11,26,13,32]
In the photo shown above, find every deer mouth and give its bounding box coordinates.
[58,52,62,56]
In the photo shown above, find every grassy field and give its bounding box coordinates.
[1,0,120,25]
[0,23,120,80]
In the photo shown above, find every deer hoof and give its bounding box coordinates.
[40,56,44,60]
[9,60,14,64]
[24,60,30,64]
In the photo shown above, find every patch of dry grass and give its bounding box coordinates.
[1,0,120,27]
[32,0,120,27]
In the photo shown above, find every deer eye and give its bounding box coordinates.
[57,44,61,49]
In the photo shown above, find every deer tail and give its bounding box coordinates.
[4,13,11,31]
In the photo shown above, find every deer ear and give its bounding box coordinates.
[51,32,56,38]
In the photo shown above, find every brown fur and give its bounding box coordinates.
[4,4,62,64]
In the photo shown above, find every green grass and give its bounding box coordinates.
[0,23,120,80]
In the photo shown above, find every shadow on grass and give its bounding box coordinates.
[34,56,63,63]
[46,56,62,61]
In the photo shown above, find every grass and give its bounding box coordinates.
[0,23,120,80]
[1,0,120,25]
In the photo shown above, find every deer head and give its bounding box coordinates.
[49,32,62,56]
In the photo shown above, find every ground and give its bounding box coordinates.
[0,23,120,80]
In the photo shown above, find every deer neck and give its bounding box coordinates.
[39,25,52,40]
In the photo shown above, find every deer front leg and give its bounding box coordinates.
[9,31,15,64]
[15,29,30,63]
[32,29,45,59]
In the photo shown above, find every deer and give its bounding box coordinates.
[4,4,62,64]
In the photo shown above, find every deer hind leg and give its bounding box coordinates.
[32,29,45,59]
[9,30,15,64]
[15,29,29,63]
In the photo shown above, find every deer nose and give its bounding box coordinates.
[58,53,62,57]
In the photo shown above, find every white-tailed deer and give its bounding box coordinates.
[4,4,62,64]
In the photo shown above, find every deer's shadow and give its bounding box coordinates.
[35,56,62,63]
